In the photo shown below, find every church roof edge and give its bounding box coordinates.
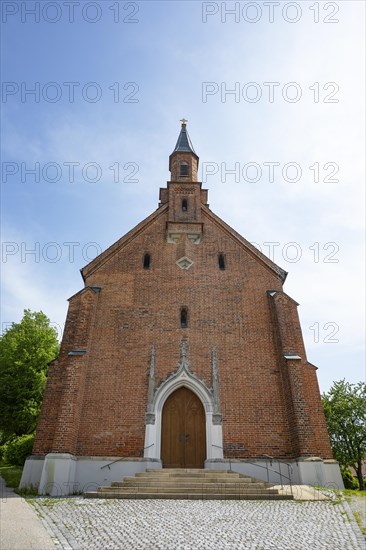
[80,204,169,282]
[201,205,288,283]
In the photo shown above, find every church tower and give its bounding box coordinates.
[169,118,199,181]
[21,121,343,495]
[160,119,206,246]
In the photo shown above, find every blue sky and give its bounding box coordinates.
[1,1,365,392]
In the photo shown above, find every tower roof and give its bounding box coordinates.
[171,119,197,156]
[169,119,199,173]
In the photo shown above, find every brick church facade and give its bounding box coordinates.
[21,122,343,495]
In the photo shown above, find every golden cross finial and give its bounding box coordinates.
[180,118,188,126]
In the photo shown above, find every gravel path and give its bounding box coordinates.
[31,497,365,550]
[0,476,55,550]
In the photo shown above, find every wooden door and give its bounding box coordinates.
[161,387,206,468]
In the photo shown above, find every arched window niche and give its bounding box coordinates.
[218,254,225,270]
[180,307,188,328]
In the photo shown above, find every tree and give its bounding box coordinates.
[0,310,59,438]
[322,380,366,490]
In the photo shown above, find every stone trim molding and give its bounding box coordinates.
[143,340,224,461]
[145,345,156,425]
[211,347,222,425]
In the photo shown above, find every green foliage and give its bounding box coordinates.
[3,434,35,466]
[341,468,359,490]
[0,444,6,462]
[323,380,366,490]
[0,310,59,438]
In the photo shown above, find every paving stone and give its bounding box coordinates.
[31,498,365,549]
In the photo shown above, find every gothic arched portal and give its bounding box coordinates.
[161,386,206,468]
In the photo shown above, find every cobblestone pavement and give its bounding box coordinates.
[30,498,365,550]
[347,495,366,536]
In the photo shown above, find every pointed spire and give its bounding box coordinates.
[169,119,199,178]
[171,118,197,156]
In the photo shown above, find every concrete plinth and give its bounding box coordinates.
[205,457,344,489]
[21,454,162,496]
[21,454,343,495]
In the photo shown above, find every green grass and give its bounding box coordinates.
[0,463,22,488]
[343,488,366,498]
[15,485,39,497]
[343,489,366,537]
[312,484,366,497]
[352,512,366,537]
[0,461,38,496]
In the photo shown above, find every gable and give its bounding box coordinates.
[201,206,287,282]
[81,204,168,281]
[80,201,287,285]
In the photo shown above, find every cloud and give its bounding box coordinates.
[1,1,364,391]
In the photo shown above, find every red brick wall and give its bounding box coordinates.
[33,176,332,460]
[169,152,198,182]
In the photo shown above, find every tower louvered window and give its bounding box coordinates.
[180,163,189,176]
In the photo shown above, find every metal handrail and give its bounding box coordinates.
[211,444,293,495]
[100,443,155,470]
[100,457,126,470]
[101,444,293,496]
[263,454,293,494]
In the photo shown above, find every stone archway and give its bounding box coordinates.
[143,344,224,463]
[161,386,206,468]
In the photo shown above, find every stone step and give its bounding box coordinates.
[121,476,256,485]
[112,480,270,489]
[84,468,294,501]
[85,491,293,501]
[145,468,232,474]
[102,485,277,494]
[135,472,242,479]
